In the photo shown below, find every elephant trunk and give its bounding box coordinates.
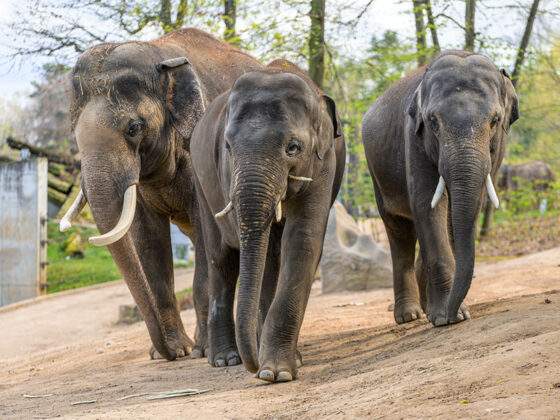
[234,162,283,372]
[445,148,489,321]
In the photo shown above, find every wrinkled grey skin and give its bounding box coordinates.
[362,51,519,327]
[71,28,262,360]
[498,161,555,192]
[191,60,345,382]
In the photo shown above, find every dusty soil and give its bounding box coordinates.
[2,249,560,418]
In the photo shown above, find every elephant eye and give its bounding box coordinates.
[428,115,439,132]
[286,139,302,157]
[126,119,144,140]
[490,114,500,127]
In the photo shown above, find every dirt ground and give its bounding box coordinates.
[1,249,560,419]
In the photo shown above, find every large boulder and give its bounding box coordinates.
[320,202,392,293]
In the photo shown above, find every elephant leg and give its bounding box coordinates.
[124,199,193,360]
[191,226,209,359]
[415,253,428,313]
[374,184,422,324]
[206,244,240,367]
[257,199,329,383]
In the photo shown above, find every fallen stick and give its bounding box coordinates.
[70,399,97,406]
[117,392,149,401]
[23,394,54,399]
[146,389,210,400]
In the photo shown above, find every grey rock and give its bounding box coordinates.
[320,202,392,293]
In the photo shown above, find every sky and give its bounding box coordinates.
[0,0,557,101]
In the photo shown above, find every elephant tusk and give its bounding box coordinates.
[215,201,233,218]
[430,176,446,209]
[288,174,313,182]
[486,174,500,209]
[275,201,282,222]
[89,184,137,246]
[59,189,87,232]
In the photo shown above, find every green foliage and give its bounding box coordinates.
[47,222,121,293]
[495,180,560,220]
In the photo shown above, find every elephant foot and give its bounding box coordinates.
[427,301,470,327]
[256,351,302,383]
[394,301,424,324]
[208,347,241,367]
[149,334,193,360]
[190,345,207,359]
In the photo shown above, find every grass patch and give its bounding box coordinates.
[47,221,120,293]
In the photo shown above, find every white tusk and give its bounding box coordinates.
[275,201,282,222]
[288,174,313,182]
[430,176,446,209]
[89,184,137,246]
[215,201,233,218]
[59,189,87,232]
[486,174,500,209]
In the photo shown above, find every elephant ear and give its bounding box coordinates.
[317,94,342,160]
[407,83,424,135]
[500,68,519,127]
[157,57,206,145]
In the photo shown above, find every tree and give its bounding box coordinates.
[464,0,476,51]
[425,0,440,53]
[223,0,238,44]
[412,0,428,66]
[511,0,541,86]
[308,0,326,89]
[4,0,219,61]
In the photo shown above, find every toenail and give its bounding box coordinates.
[276,371,293,382]
[215,359,226,367]
[258,370,275,382]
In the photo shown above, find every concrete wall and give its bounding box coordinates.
[0,159,48,306]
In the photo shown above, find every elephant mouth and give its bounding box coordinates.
[59,184,138,246]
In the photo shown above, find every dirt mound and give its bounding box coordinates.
[1,251,560,418]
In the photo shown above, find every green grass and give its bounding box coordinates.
[47,221,122,293]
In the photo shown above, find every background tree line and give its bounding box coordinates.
[1,0,560,228]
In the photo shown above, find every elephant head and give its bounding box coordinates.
[60,41,206,358]
[407,51,519,321]
[215,71,340,371]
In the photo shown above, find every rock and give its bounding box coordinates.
[320,202,392,293]
[117,305,142,324]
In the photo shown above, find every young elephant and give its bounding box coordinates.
[363,51,518,327]
[191,60,345,382]
[61,28,262,360]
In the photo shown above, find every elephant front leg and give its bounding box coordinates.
[116,200,193,360]
[257,203,327,382]
[191,228,209,359]
[411,178,470,326]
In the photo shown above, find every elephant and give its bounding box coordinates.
[498,160,555,192]
[191,59,345,382]
[362,51,519,327]
[59,28,262,360]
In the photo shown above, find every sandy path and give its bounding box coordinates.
[1,249,560,418]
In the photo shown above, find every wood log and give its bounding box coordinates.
[48,187,67,206]
[6,137,78,167]
[48,173,72,194]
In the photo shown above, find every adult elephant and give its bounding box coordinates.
[363,51,519,327]
[60,28,262,360]
[191,60,345,382]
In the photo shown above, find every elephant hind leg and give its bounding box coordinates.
[415,253,428,313]
[375,187,422,324]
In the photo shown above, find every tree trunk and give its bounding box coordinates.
[511,0,541,87]
[308,0,326,89]
[412,0,427,66]
[160,0,172,31]
[176,0,188,28]
[223,0,237,44]
[464,0,476,51]
[425,0,440,53]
